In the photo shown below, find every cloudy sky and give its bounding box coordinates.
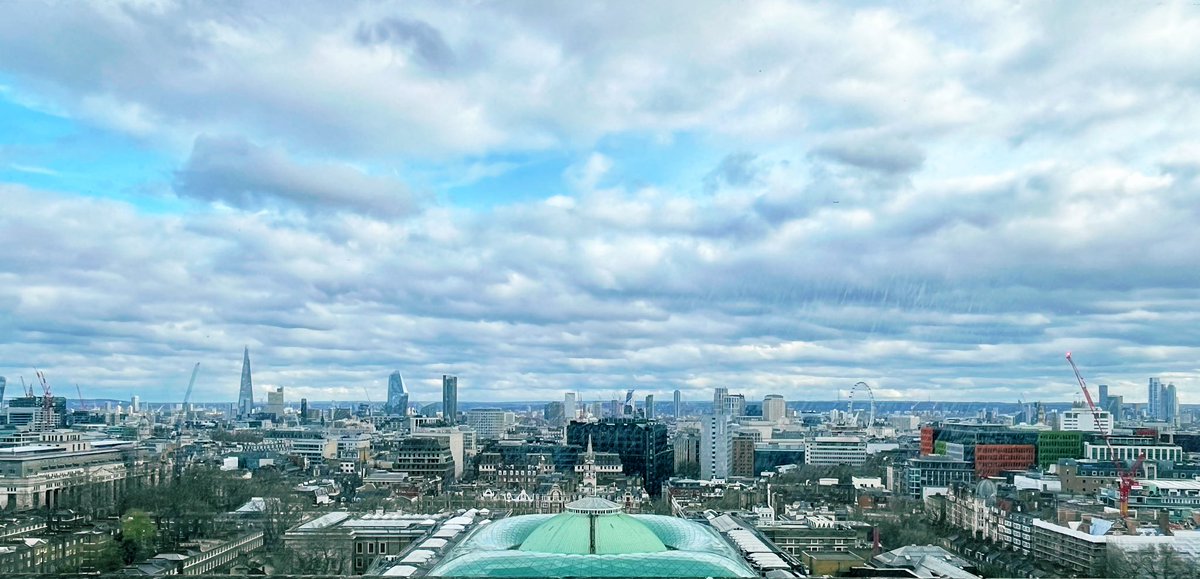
[2,1,1200,406]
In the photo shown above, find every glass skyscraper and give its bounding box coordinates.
[442,374,458,425]
[237,347,253,419]
[386,371,409,415]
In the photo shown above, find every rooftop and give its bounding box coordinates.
[427,501,756,577]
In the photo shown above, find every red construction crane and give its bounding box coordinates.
[35,370,54,415]
[1066,352,1145,518]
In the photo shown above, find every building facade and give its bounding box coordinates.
[237,346,254,419]
[465,408,510,440]
[566,419,673,495]
[386,371,409,415]
[762,395,786,423]
[805,437,867,466]
[441,375,458,425]
[700,414,733,479]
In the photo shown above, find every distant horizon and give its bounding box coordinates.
[50,397,1178,410]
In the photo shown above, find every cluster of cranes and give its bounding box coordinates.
[16,363,201,441]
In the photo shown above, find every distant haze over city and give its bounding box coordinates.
[3,3,1200,404]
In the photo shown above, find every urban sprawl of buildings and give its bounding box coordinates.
[0,353,1197,578]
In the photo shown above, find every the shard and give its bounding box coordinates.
[386,371,409,415]
[237,346,254,418]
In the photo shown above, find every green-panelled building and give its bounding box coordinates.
[1037,431,1083,467]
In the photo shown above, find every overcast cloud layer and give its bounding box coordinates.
[2,1,1200,405]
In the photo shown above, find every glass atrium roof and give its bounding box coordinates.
[427,499,755,578]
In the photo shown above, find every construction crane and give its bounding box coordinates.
[1066,352,1145,518]
[76,384,85,411]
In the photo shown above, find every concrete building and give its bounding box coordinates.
[465,408,510,440]
[564,392,577,422]
[1031,518,1107,576]
[284,511,450,575]
[1084,439,1182,463]
[0,432,154,511]
[411,428,470,480]
[726,394,746,418]
[643,394,654,419]
[805,436,867,466]
[762,395,786,423]
[389,437,455,489]
[266,387,285,417]
[700,413,734,479]
[673,430,700,472]
[1058,407,1113,432]
[888,414,920,431]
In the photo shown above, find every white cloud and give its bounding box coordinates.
[2,2,1200,403]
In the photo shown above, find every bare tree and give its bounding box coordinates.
[1105,544,1200,579]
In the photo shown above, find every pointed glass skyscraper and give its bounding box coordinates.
[386,371,409,415]
[237,347,254,418]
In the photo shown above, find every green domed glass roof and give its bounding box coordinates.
[426,500,758,578]
[519,498,667,555]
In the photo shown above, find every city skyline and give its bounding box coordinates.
[3,3,1200,404]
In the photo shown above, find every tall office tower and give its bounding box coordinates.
[0,376,6,406]
[237,346,254,419]
[700,412,733,480]
[564,392,577,422]
[1148,377,1162,420]
[1165,384,1180,426]
[442,375,458,425]
[644,394,655,419]
[713,387,729,416]
[300,398,308,424]
[131,395,140,413]
[386,371,409,415]
[727,394,746,418]
[763,394,787,423]
[1106,395,1123,421]
[1098,384,1109,411]
[266,387,285,416]
[590,401,604,418]
[543,401,564,424]
[673,389,682,418]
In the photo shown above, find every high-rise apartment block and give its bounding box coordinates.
[700,412,733,479]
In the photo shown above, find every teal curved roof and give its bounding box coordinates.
[427,506,756,578]
[519,511,667,554]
